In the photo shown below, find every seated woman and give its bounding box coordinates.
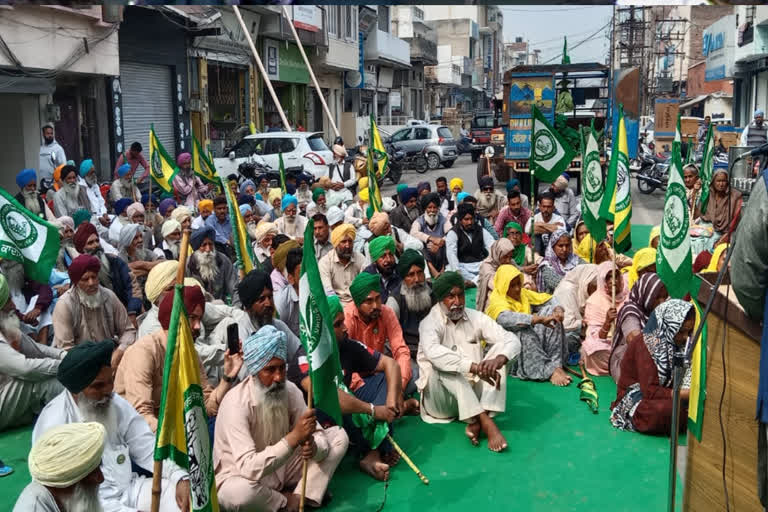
[648,225,660,249]
[476,238,515,313]
[683,163,702,211]
[627,247,656,290]
[552,264,600,357]
[485,265,571,386]
[575,229,632,269]
[536,229,583,294]
[701,243,729,274]
[503,221,539,290]
[573,221,589,250]
[693,168,742,254]
[581,261,629,376]
[608,273,668,383]
[610,300,695,434]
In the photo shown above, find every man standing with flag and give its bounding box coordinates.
[173,153,211,209]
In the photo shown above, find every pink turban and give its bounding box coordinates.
[177,153,192,166]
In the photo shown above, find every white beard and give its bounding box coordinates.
[477,192,495,210]
[402,282,432,313]
[1,259,25,292]
[424,213,438,226]
[194,250,219,284]
[441,302,464,321]
[77,393,119,445]
[0,309,22,345]
[58,481,104,512]
[251,379,290,446]
[246,222,260,240]
[406,206,420,221]
[61,183,82,211]
[166,241,180,259]
[85,174,97,187]
[22,190,41,214]
[75,286,104,310]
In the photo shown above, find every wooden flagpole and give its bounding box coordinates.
[151,229,191,512]
[299,378,313,512]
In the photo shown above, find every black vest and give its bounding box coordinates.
[452,222,487,264]
[14,192,46,219]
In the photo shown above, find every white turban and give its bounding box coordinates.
[145,260,179,304]
[57,216,74,231]
[29,422,106,488]
[253,221,278,243]
[161,219,181,239]
[118,223,141,250]
[170,205,193,224]
[325,206,345,226]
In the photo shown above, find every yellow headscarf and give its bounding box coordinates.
[648,225,661,248]
[359,187,370,202]
[449,178,464,191]
[485,264,551,320]
[627,247,657,289]
[358,177,369,190]
[703,243,729,273]
[576,234,599,263]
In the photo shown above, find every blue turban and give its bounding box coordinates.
[400,187,418,203]
[286,184,296,196]
[239,179,256,196]
[190,225,216,251]
[114,198,133,216]
[238,194,255,207]
[79,159,94,177]
[239,204,252,216]
[756,109,765,118]
[117,163,131,178]
[243,325,287,375]
[141,193,158,206]
[16,168,36,189]
[457,192,470,203]
[281,194,298,211]
[506,179,520,193]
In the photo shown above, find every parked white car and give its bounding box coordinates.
[213,131,334,179]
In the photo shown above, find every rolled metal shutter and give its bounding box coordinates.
[120,62,175,158]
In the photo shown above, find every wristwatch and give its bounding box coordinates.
[222,374,236,384]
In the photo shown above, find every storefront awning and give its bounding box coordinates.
[679,94,709,110]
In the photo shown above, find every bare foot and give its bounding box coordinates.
[465,421,481,447]
[359,450,390,481]
[382,449,401,466]
[478,412,507,452]
[402,398,420,416]
[549,367,572,387]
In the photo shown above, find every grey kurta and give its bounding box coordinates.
[496,299,566,381]
[13,481,60,512]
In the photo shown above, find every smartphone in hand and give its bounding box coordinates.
[227,323,239,355]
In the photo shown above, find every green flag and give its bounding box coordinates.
[657,115,693,299]
[278,153,287,195]
[191,129,218,185]
[580,119,607,243]
[562,36,571,65]
[529,104,577,184]
[698,124,715,215]
[599,104,632,253]
[149,124,179,194]
[685,136,694,165]
[0,188,60,283]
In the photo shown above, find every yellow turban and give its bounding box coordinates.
[254,221,278,243]
[648,225,661,247]
[268,188,282,205]
[170,205,192,224]
[145,260,179,304]
[449,178,464,191]
[29,422,106,488]
[198,199,213,213]
[627,247,657,289]
[358,177,369,190]
[331,223,357,247]
[368,212,390,235]
[359,187,370,202]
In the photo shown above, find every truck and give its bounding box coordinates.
[478,62,611,197]
[469,109,502,162]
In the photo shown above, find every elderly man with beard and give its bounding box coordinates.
[411,192,448,278]
[73,223,142,318]
[187,226,241,307]
[173,152,209,208]
[0,258,55,344]
[126,201,159,253]
[276,195,307,243]
[78,160,110,226]
[53,165,90,217]
[214,326,348,512]
[110,164,140,203]
[117,224,160,292]
[0,274,65,432]
[355,211,423,261]
[319,224,367,305]
[306,187,328,218]
[51,255,136,368]
[389,187,421,233]
[34,341,191,511]
[15,168,54,221]
[115,286,243,431]
[55,216,78,272]
[252,221,279,266]
[108,198,133,247]
[170,205,193,231]
[473,176,506,223]
[154,219,182,260]
[549,174,579,231]
[15,422,106,512]
[386,250,432,359]
[445,202,493,286]
[417,272,520,452]
[362,236,402,304]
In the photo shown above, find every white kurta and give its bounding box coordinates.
[275,215,308,240]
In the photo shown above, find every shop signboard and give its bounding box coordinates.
[702,15,735,82]
[293,6,321,33]
[505,73,555,160]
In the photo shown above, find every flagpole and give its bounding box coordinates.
[151,229,191,512]
[299,378,313,512]
[233,6,292,133]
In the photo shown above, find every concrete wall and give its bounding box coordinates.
[432,19,472,57]
[0,95,44,194]
[687,61,734,97]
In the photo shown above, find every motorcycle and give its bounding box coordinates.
[386,144,428,180]
[636,156,670,194]
[456,135,472,155]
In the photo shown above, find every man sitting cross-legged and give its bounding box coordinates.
[214,326,348,512]
[417,271,521,452]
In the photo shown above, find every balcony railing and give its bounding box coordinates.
[408,36,437,65]
[260,9,328,48]
[364,29,411,68]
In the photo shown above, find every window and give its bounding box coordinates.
[327,6,338,37]
[345,6,355,40]
[233,138,261,158]
[391,128,412,142]
[306,135,330,152]
[264,138,297,155]
[378,6,389,33]
[414,128,430,140]
[437,127,454,140]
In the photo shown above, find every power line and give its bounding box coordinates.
[541,20,611,64]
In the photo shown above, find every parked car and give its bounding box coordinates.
[214,131,333,179]
[385,125,458,169]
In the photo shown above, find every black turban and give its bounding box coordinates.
[456,202,475,220]
[190,226,216,251]
[432,271,465,301]
[420,192,441,211]
[397,248,425,277]
[57,340,114,393]
[479,176,494,189]
[238,270,272,309]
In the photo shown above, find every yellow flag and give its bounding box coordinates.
[149,125,178,194]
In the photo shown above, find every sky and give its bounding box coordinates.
[500,6,613,65]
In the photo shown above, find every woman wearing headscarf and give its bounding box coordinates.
[581,261,629,375]
[536,229,583,294]
[627,247,657,290]
[701,242,729,274]
[503,221,539,289]
[573,220,589,250]
[610,300,696,434]
[648,225,661,249]
[694,168,742,253]
[485,265,571,386]
[608,273,668,383]
[552,264,600,356]
[476,238,515,313]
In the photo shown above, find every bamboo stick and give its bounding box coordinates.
[386,434,429,485]
[299,377,313,512]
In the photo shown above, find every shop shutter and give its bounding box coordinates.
[120,62,176,158]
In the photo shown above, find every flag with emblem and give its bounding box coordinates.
[580,119,607,243]
[367,146,383,215]
[278,153,287,195]
[154,284,219,512]
[687,299,708,441]
[191,129,218,185]
[698,123,715,215]
[370,114,388,178]
[599,104,632,253]
[149,125,178,194]
[529,104,577,184]
[0,188,59,283]
[221,172,254,274]
[657,115,693,299]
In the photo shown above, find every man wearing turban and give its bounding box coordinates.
[172,152,210,208]
[77,159,110,224]
[15,168,54,221]
[204,195,234,261]
[154,219,182,260]
[410,192,449,277]
[275,194,308,242]
[0,274,65,432]
[343,186,368,228]
[117,223,159,290]
[0,255,56,345]
[170,205,193,231]
[109,163,140,204]
[52,255,136,369]
[115,286,243,432]
[549,173,579,230]
[55,216,79,272]
[354,211,424,261]
[449,177,464,206]
[191,198,214,230]
[416,271,520,452]
[15,422,106,511]
[473,175,506,223]
[362,236,401,304]
[34,341,191,511]
[107,197,134,247]
[306,186,328,218]
[252,221,279,265]
[388,249,432,357]
[214,325,348,512]
[445,202,494,285]
[389,186,421,233]
[319,223,366,305]
[187,225,240,307]
[53,165,90,217]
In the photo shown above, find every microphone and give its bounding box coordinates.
[748,142,768,157]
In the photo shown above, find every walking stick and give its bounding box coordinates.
[386,434,429,485]
[609,233,617,338]
[299,378,313,512]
